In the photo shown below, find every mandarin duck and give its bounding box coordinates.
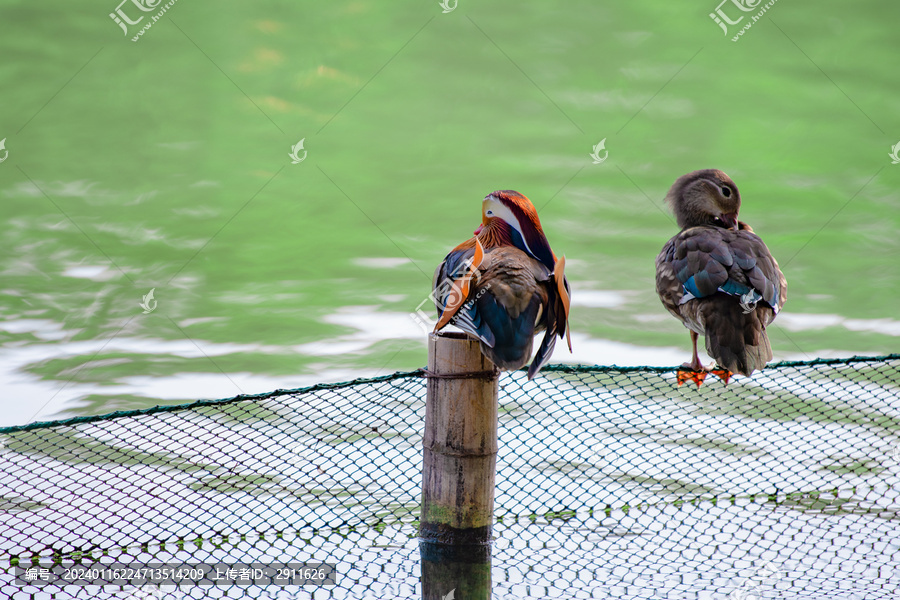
[655,170,787,385]
[432,190,572,379]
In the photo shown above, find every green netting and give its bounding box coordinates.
[1,355,899,599]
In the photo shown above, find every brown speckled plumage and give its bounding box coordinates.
[656,170,787,377]
[433,191,571,379]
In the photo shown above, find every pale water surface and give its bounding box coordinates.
[0,0,898,426]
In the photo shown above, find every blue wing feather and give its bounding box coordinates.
[472,293,538,365]
[671,229,781,311]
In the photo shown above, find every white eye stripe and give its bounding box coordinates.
[483,198,535,257]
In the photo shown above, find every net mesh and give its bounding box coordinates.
[1,355,899,599]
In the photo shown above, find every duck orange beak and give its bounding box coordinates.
[474,224,484,235]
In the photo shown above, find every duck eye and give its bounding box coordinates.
[721,186,731,198]
[486,210,493,216]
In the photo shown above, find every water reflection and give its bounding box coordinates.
[420,542,490,600]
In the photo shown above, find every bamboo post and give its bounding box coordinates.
[420,331,499,544]
[419,331,498,600]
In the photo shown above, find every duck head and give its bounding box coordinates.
[666,169,741,230]
[474,190,556,270]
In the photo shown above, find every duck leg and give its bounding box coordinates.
[688,331,702,371]
[676,331,732,386]
[677,331,708,386]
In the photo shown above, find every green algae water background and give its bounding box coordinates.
[0,0,898,425]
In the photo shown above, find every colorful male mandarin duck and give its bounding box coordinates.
[432,190,572,379]
[655,170,787,386]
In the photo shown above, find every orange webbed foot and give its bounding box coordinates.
[710,369,732,384]
[676,368,709,387]
[676,364,732,386]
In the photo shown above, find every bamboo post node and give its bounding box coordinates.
[419,331,499,547]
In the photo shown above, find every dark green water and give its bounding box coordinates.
[1,0,898,424]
